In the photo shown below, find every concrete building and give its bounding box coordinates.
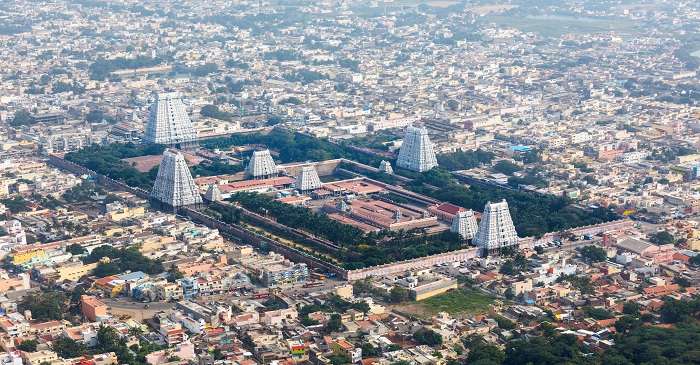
[474,200,519,253]
[262,262,309,287]
[81,295,108,322]
[144,92,197,146]
[246,149,278,179]
[396,126,438,172]
[150,149,203,210]
[451,210,478,240]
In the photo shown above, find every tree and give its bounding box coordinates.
[585,307,614,320]
[17,339,38,352]
[9,109,33,127]
[659,297,700,323]
[503,334,585,365]
[579,245,607,263]
[691,255,700,267]
[493,160,522,176]
[413,327,443,346]
[86,109,105,123]
[494,315,516,330]
[500,255,529,275]
[212,348,225,360]
[200,104,234,121]
[650,231,675,245]
[467,343,505,365]
[329,354,350,365]
[325,313,343,333]
[622,301,640,316]
[614,315,641,334]
[674,276,691,288]
[167,266,184,283]
[52,336,87,358]
[361,342,381,357]
[93,262,121,277]
[389,287,412,303]
[19,292,66,321]
[97,325,121,352]
[601,323,700,364]
[66,243,86,255]
[436,149,494,171]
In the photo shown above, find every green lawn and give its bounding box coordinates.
[418,288,495,315]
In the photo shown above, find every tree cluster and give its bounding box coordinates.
[579,245,607,263]
[64,143,165,189]
[408,167,617,238]
[19,292,66,321]
[436,149,494,171]
[413,328,443,346]
[83,246,164,276]
[89,57,162,81]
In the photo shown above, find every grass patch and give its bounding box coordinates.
[421,288,495,314]
[396,288,495,318]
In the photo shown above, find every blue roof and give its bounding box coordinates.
[118,271,147,281]
[511,145,532,152]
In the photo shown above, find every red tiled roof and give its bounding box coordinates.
[436,203,465,215]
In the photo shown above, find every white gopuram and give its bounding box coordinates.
[144,92,197,146]
[150,149,203,210]
[396,126,438,172]
[204,184,223,202]
[474,200,519,253]
[451,210,479,240]
[295,165,322,192]
[246,149,278,179]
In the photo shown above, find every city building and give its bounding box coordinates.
[262,262,309,287]
[144,92,197,147]
[81,295,108,322]
[396,126,438,172]
[150,149,203,210]
[474,200,519,253]
[246,149,278,179]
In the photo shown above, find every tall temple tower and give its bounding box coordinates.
[246,149,278,179]
[204,184,222,202]
[474,200,519,253]
[451,210,479,240]
[396,126,438,172]
[150,149,202,210]
[295,165,322,192]
[144,92,197,147]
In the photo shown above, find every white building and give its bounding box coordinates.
[295,166,322,192]
[474,200,519,252]
[246,149,278,179]
[150,149,203,210]
[396,126,438,172]
[144,92,197,146]
[450,210,478,240]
